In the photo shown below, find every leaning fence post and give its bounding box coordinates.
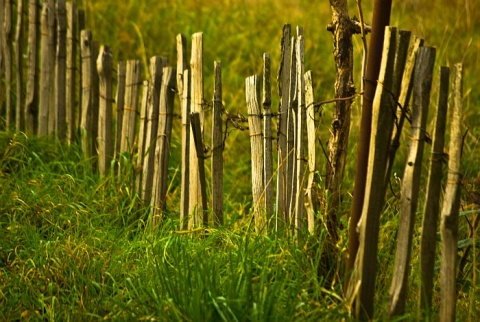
[348,26,398,319]
[388,46,436,317]
[191,112,209,227]
[439,63,463,322]
[97,45,113,176]
[419,66,449,314]
[263,53,273,227]
[276,24,291,229]
[212,61,224,225]
[246,75,265,232]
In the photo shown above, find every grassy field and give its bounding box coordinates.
[1,0,479,320]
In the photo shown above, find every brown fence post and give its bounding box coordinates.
[304,70,316,234]
[212,61,224,225]
[263,53,273,227]
[419,66,450,314]
[389,46,436,317]
[180,69,191,229]
[4,0,12,130]
[440,63,463,322]
[135,80,150,191]
[191,111,208,227]
[120,59,142,154]
[115,61,126,160]
[55,0,67,141]
[66,1,78,143]
[348,26,397,320]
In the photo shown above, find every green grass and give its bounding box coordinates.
[1,0,480,320]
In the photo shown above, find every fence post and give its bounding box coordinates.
[4,0,12,130]
[135,80,150,191]
[14,0,25,131]
[263,53,273,227]
[25,0,39,134]
[246,75,265,232]
[151,67,176,227]
[348,26,397,319]
[294,35,306,232]
[389,46,436,317]
[212,61,224,225]
[55,0,67,141]
[191,112,208,227]
[120,59,142,154]
[115,61,126,160]
[66,1,78,143]
[286,35,297,226]
[276,24,291,229]
[97,45,113,176]
[141,57,165,202]
[440,63,463,322]
[304,70,316,234]
[419,66,449,314]
[188,32,204,228]
[180,69,191,229]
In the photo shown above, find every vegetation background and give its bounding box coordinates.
[1,0,478,320]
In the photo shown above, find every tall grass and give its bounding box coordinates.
[1,0,479,320]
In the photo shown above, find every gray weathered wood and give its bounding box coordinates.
[80,30,94,158]
[419,66,449,313]
[115,61,126,160]
[151,67,176,227]
[294,36,306,231]
[66,1,77,143]
[348,26,398,317]
[276,24,291,228]
[212,61,224,225]
[263,53,273,227]
[246,75,265,232]
[191,111,208,227]
[141,57,165,202]
[97,45,113,176]
[4,0,12,130]
[176,34,187,106]
[38,2,53,136]
[388,46,436,317]
[304,70,316,234]
[135,80,150,191]
[14,0,24,131]
[439,63,463,322]
[25,0,39,134]
[180,68,191,229]
[120,59,142,154]
[55,0,67,141]
[46,0,56,135]
[286,35,297,226]
[188,32,204,228]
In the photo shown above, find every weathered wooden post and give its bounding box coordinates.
[180,69,191,229]
[419,66,449,314]
[276,24,292,229]
[440,63,463,322]
[97,45,113,176]
[115,61,126,160]
[388,46,436,317]
[55,0,67,141]
[304,70,316,234]
[66,1,78,143]
[3,0,12,130]
[25,0,40,134]
[246,75,265,232]
[263,53,273,227]
[14,0,25,131]
[212,61,224,225]
[191,112,208,227]
[120,59,142,154]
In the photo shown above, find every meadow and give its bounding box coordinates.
[1,0,479,320]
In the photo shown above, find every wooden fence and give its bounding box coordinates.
[0,1,468,320]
